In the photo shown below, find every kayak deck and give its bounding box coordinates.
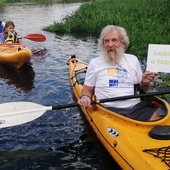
[68,55,170,170]
[0,43,32,68]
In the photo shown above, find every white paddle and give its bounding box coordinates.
[0,90,170,128]
[0,102,52,128]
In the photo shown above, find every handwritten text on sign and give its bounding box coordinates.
[146,44,170,73]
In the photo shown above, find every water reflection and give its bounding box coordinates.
[0,63,35,92]
[0,149,46,169]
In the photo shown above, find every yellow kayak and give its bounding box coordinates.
[0,43,32,68]
[68,55,170,170]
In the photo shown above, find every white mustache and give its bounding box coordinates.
[107,47,116,51]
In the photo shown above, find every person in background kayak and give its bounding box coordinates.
[78,25,163,122]
[0,21,22,43]
[0,20,5,33]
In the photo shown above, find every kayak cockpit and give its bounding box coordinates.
[75,73,170,125]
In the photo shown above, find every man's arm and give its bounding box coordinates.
[78,85,94,108]
[140,71,158,92]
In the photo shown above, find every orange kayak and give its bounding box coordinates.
[68,55,170,170]
[0,43,32,68]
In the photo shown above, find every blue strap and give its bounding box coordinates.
[0,33,4,43]
[0,21,3,33]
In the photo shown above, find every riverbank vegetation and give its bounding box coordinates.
[44,0,169,60]
[0,0,90,3]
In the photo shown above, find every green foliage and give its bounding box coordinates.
[1,0,91,2]
[44,0,170,59]
[160,75,170,88]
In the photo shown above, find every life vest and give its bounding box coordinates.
[4,32,18,43]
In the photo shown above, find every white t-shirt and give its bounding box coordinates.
[84,54,143,108]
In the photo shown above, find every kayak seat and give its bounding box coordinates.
[149,125,170,140]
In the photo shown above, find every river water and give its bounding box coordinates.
[0,2,121,170]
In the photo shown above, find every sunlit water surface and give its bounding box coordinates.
[0,2,121,170]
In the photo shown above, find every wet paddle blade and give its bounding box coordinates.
[0,102,52,128]
[24,34,46,42]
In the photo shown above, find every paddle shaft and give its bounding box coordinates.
[0,90,170,128]
[52,90,170,110]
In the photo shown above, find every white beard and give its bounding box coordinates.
[102,46,125,64]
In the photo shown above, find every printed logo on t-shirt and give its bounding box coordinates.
[107,68,117,75]
[108,67,133,88]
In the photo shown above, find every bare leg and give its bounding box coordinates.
[149,112,161,121]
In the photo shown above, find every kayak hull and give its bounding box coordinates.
[68,55,170,170]
[0,43,32,68]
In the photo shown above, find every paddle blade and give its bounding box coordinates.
[24,34,46,42]
[0,102,52,128]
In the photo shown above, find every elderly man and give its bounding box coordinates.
[78,25,162,121]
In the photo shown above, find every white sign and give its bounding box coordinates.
[146,44,170,73]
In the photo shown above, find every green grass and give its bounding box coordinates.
[0,0,91,3]
[44,0,170,59]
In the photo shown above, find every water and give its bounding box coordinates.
[0,2,121,170]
